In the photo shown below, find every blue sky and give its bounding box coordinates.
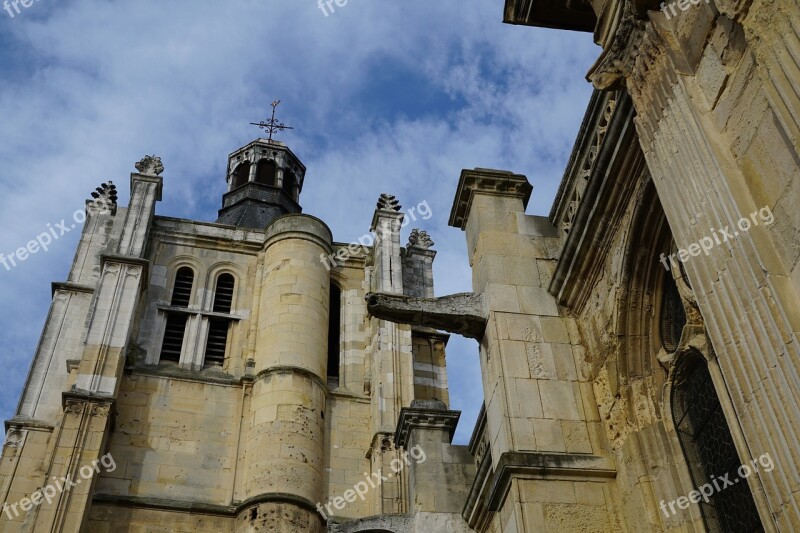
[0,0,598,445]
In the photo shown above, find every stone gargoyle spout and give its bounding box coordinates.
[365,292,487,340]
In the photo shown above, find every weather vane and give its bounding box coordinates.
[250,100,294,143]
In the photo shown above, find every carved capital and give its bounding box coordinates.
[587,0,647,90]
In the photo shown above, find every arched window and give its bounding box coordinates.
[255,160,277,186]
[161,267,194,362]
[231,162,251,189]
[660,272,686,353]
[170,267,194,307]
[205,273,236,366]
[283,170,295,198]
[212,273,235,313]
[328,281,341,382]
[672,353,762,532]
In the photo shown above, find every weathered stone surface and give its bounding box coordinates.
[366,292,488,339]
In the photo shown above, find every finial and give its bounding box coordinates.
[87,181,118,215]
[135,155,164,176]
[408,229,434,249]
[250,100,294,144]
[377,193,402,212]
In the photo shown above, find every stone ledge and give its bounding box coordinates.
[51,281,95,297]
[93,491,321,518]
[4,416,56,433]
[490,452,616,512]
[394,402,461,448]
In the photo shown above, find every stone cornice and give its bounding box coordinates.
[448,168,532,230]
[549,93,647,312]
[51,281,94,298]
[462,451,617,528]
[394,404,461,448]
[4,416,55,434]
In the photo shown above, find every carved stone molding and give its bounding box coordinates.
[3,429,26,448]
[588,0,647,90]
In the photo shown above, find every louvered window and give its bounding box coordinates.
[205,274,236,366]
[213,274,235,313]
[160,314,188,362]
[171,267,194,307]
[160,267,194,363]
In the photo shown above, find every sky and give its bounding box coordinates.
[0,0,598,445]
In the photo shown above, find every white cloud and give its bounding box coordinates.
[0,0,598,445]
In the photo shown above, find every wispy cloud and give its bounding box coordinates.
[0,0,597,444]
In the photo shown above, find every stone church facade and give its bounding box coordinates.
[2,0,800,532]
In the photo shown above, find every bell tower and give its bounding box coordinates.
[216,138,306,228]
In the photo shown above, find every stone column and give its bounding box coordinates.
[238,214,332,533]
[587,0,800,527]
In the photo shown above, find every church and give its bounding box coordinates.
[2,0,800,531]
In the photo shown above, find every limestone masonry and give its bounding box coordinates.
[3,0,800,531]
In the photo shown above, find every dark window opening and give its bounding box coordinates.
[171,267,194,308]
[213,273,235,313]
[283,170,295,198]
[205,273,235,366]
[160,313,188,362]
[255,160,278,186]
[231,162,251,189]
[328,282,341,380]
[672,354,763,532]
[205,318,230,366]
[661,272,686,353]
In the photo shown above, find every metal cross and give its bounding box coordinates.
[250,100,294,143]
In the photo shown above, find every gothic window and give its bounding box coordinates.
[328,281,342,383]
[255,160,277,186]
[231,162,251,189]
[672,353,763,532]
[205,273,236,366]
[161,267,194,362]
[660,272,686,353]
